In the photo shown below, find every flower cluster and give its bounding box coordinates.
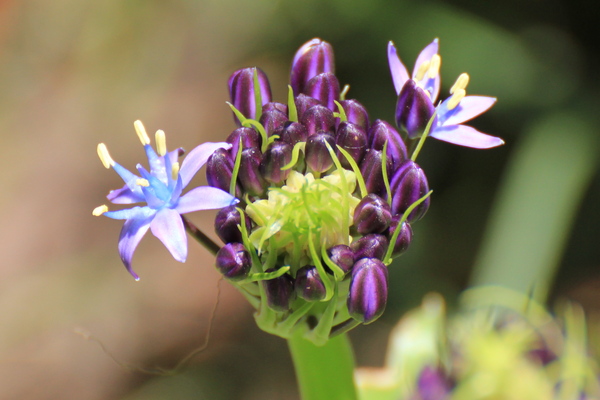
[95,38,501,344]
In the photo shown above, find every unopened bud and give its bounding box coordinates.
[291,38,335,95]
[305,72,340,111]
[389,160,430,222]
[295,94,321,121]
[295,266,327,301]
[335,122,367,169]
[347,258,388,324]
[327,245,355,275]
[301,105,335,136]
[360,149,393,197]
[279,122,309,146]
[259,109,289,136]
[388,216,413,257]
[338,99,370,132]
[262,102,288,115]
[215,205,252,244]
[206,148,241,197]
[353,194,392,235]
[305,132,336,173]
[263,269,296,312]
[226,127,262,160]
[368,119,408,169]
[260,142,293,185]
[238,147,267,197]
[228,67,272,123]
[351,234,389,261]
[395,79,436,139]
[215,243,252,281]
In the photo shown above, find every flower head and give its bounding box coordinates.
[93,120,237,280]
[388,40,503,149]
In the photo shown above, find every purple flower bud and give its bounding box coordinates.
[207,148,241,197]
[294,266,327,301]
[215,243,252,281]
[327,245,355,275]
[395,79,436,139]
[353,194,392,235]
[304,72,340,111]
[263,269,296,312]
[262,101,288,115]
[416,366,452,400]
[337,99,370,132]
[239,147,267,196]
[347,258,388,324]
[351,234,389,261]
[388,216,413,257]
[368,119,408,169]
[305,132,336,173]
[295,94,321,121]
[260,142,293,185]
[228,67,272,123]
[226,127,262,160]
[301,105,335,136]
[335,122,367,169]
[360,149,393,197]
[291,38,335,95]
[214,205,252,244]
[279,122,308,146]
[259,109,289,136]
[389,160,430,222]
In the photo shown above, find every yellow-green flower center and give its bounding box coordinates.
[246,169,360,269]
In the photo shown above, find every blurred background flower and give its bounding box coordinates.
[0,0,599,399]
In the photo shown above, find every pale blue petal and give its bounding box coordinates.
[144,144,165,181]
[443,96,496,126]
[430,124,505,149]
[104,206,154,220]
[107,185,145,204]
[179,142,232,188]
[117,208,155,280]
[150,208,187,263]
[413,39,439,78]
[387,41,409,95]
[112,162,142,194]
[175,186,238,214]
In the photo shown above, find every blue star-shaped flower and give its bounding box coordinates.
[388,39,503,149]
[94,121,237,280]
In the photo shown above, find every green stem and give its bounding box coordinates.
[287,333,357,400]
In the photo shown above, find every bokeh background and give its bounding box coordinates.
[1,0,599,399]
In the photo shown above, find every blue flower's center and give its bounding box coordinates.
[414,53,441,99]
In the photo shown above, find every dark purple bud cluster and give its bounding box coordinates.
[209,38,432,340]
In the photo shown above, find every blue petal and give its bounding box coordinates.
[150,208,187,263]
[175,186,238,214]
[442,96,496,126]
[104,206,153,220]
[144,144,166,182]
[429,124,505,149]
[112,162,142,195]
[412,39,440,102]
[107,185,145,204]
[387,41,410,95]
[117,207,155,280]
[179,142,232,188]
[137,165,171,204]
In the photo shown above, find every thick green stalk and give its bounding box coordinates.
[287,333,357,400]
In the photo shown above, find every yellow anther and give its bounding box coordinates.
[415,60,430,81]
[427,54,441,79]
[134,120,151,145]
[171,162,180,181]
[447,88,466,110]
[155,130,167,156]
[136,178,150,187]
[450,73,470,94]
[92,205,109,216]
[97,143,114,169]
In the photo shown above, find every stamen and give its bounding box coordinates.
[415,60,430,81]
[92,205,109,216]
[134,120,150,145]
[171,162,180,181]
[427,54,441,79]
[155,130,167,156]
[136,178,150,187]
[450,73,469,94]
[97,143,115,169]
[447,88,466,110]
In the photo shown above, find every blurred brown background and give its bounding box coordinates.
[0,0,599,399]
